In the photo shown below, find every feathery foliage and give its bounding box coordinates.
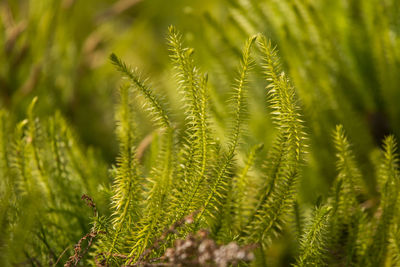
[294,205,331,267]
[2,12,400,266]
[241,36,306,246]
[0,99,108,266]
[363,136,400,266]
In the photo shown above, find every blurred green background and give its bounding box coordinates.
[2,0,400,245]
[1,0,220,163]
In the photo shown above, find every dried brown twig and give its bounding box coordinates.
[59,194,103,267]
[81,194,98,217]
[64,231,103,267]
[127,211,200,265]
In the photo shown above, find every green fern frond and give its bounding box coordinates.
[245,169,299,244]
[258,35,305,162]
[241,133,285,237]
[228,35,256,149]
[107,85,142,261]
[241,36,305,245]
[175,74,211,218]
[331,125,362,222]
[26,97,51,198]
[10,119,31,195]
[293,200,304,241]
[233,143,264,231]
[109,53,177,260]
[294,205,332,267]
[256,36,282,89]
[49,116,70,184]
[167,25,202,127]
[364,135,400,266]
[198,35,256,226]
[167,27,212,221]
[329,125,365,265]
[126,129,174,260]
[379,135,399,194]
[110,53,171,129]
[389,224,400,265]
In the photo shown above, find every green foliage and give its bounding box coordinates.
[328,125,365,266]
[0,100,108,265]
[363,136,400,266]
[2,0,400,265]
[294,205,331,267]
[237,37,306,248]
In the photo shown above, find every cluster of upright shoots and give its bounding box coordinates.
[97,27,307,266]
[1,26,400,266]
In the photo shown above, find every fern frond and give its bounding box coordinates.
[107,85,142,261]
[332,125,362,224]
[389,224,400,265]
[364,135,400,266]
[258,36,305,162]
[293,200,304,241]
[10,119,31,195]
[26,97,52,198]
[228,35,256,150]
[177,74,211,217]
[198,35,256,226]
[245,169,299,244]
[294,205,331,267]
[126,128,174,261]
[379,135,399,194]
[241,36,305,245]
[233,143,264,231]
[167,27,212,221]
[110,53,171,129]
[256,36,282,89]
[167,25,202,127]
[48,115,70,185]
[328,125,365,265]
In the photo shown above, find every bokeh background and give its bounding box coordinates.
[2,0,400,264]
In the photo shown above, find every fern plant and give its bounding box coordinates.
[1,25,400,267]
[0,100,108,265]
[88,27,309,265]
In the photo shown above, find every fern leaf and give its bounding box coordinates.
[10,119,31,195]
[110,53,171,129]
[167,25,202,131]
[107,85,142,261]
[126,128,174,260]
[241,36,305,245]
[294,205,331,267]
[389,224,400,265]
[328,125,365,265]
[332,125,362,219]
[167,27,213,220]
[233,143,263,231]
[365,135,400,266]
[198,35,256,226]
[26,97,52,198]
